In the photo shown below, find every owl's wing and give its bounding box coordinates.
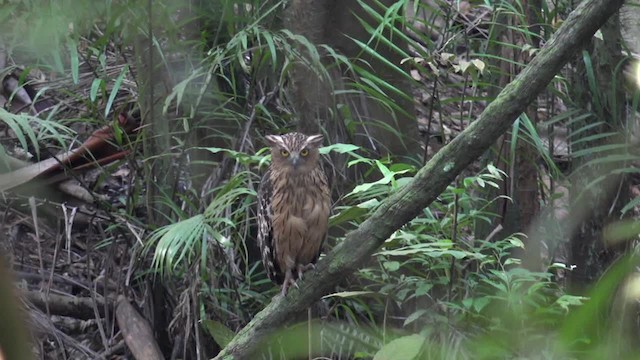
[257,168,283,284]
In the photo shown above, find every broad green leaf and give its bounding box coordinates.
[415,283,432,297]
[383,261,400,271]
[319,143,359,154]
[373,335,424,360]
[603,220,640,245]
[202,320,235,348]
[403,309,428,327]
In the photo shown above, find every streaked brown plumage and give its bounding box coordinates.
[257,132,331,296]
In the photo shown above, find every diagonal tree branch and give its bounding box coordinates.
[214,0,625,358]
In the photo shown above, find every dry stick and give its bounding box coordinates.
[22,291,110,320]
[115,295,164,360]
[214,0,625,358]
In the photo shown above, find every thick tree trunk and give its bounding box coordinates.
[135,3,175,226]
[476,0,542,269]
[620,0,640,54]
[284,0,331,135]
[568,13,628,292]
[515,0,543,270]
[285,0,420,158]
[214,0,624,358]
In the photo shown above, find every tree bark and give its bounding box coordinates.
[284,0,331,135]
[213,0,624,358]
[285,0,420,158]
[568,12,628,292]
[134,2,177,226]
[514,0,543,270]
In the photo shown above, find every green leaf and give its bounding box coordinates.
[323,291,374,299]
[0,111,30,155]
[415,283,432,297]
[507,237,525,248]
[473,297,491,312]
[202,320,235,348]
[148,214,208,276]
[621,197,640,216]
[329,201,377,227]
[67,39,79,85]
[462,297,473,309]
[555,295,588,312]
[349,160,411,195]
[105,65,128,118]
[404,309,428,327]
[90,78,103,102]
[373,335,424,360]
[201,147,265,165]
[164,68,203,114]
[319,143,360,154]
[383,261,400,271]
[504,258,521,265]
[376,160,393,178]
[603,220,640,245]
[376,244,481,260]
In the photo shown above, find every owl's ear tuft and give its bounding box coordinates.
[306,134,324,148]
[265,135,283,147]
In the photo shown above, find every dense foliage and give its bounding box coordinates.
[0,0,639,359]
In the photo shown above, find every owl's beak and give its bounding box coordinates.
[290,154,300,168]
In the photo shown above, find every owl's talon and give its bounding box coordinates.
[296,263,316,280]
[281,270,297,296]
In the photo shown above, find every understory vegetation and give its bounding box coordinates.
[0,0,639,359]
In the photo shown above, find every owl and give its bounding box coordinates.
[257,132,331,296]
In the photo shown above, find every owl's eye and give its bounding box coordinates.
[280,149,290,157]
[300,148,309,157]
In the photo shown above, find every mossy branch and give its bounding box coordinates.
[214,0,625,358]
